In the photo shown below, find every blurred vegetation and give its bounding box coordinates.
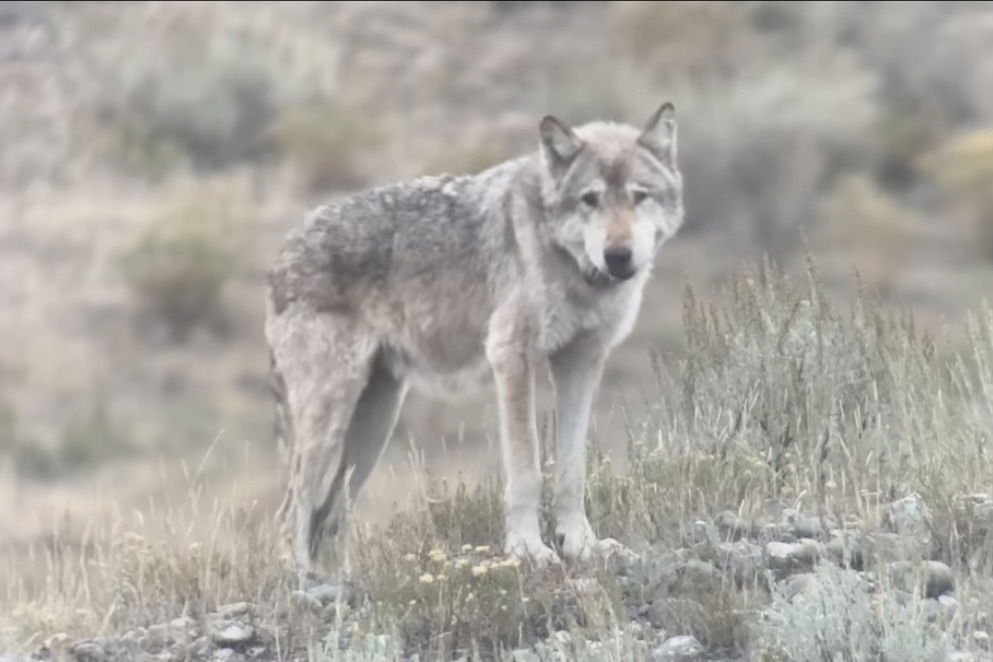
[277,103,384,193]
[120,180,259,341]
[921,128,993,261]
[0,398,133,481]
[820,175,918,294]
[90,30,281,177]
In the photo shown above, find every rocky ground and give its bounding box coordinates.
[19,491,991,662]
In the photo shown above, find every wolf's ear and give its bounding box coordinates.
[638,102,677,165]
[540,115,583,172]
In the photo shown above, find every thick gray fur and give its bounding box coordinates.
[265,103,684,584]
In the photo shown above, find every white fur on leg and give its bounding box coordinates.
[503,476,560,566]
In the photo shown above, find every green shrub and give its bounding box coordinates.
[278,104,385,193]
[754,562,950,661]
[83,14,282,176]
[59,400,133,471]
[120,181,257,340]
[820,174,918,293]
[921,128,993,260]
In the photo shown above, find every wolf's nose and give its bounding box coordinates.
[604,247,634,279]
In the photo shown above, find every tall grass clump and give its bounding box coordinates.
[590,260,993,564]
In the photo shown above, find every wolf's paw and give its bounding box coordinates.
[555,518,630,563]
[505,534,561,568]
[555,517,598,562]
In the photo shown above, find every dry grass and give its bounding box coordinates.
[4,263,993,660]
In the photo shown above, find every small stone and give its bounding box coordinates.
[785,511,834,539]
[888,560,954,598]
[210,621,255,646]
[652,634,704,661]
[766,539,820,574]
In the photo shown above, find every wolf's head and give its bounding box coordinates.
[537,103,684,286]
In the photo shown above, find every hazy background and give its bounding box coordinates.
[3,0,993,550]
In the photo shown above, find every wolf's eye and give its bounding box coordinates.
[632,190,649,205]
[580,191,599,207]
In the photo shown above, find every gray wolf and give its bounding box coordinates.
[265,102,684,585]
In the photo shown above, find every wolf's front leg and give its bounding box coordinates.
[549,335,619,561]
[486,335,559,566]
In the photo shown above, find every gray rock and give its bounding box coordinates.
[826,530,864,569]
[71,640,107,662]
[888,560,954,598]
[766,539,821,574]
[209,620,255,646]
[212,649,246,662]
[652,634,704,661]
[716,510,756,540]
[785,511,835,539]
[246,644,268,659]
[884,493,932,536]
[714,540,763,584]
[946,651,975,662]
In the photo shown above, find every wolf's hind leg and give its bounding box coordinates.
[313,352,408,564]
[268,309,377,586]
